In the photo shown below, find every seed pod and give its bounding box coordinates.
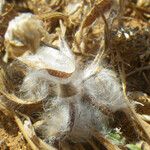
[18,38,75,79]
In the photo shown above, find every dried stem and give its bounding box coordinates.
[126,65,150,77]
[14,114,39,150]
[93,130,121,150]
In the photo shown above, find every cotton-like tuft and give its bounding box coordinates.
[20,69,58,101]
[41,94,109,143]
[39,60,128,143]
[83,68,127,112]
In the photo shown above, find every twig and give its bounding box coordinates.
[0,103,39,150]
[126,65,150,77]
[14,114,39,150]
[128,3,150,15]
[16,112,56,150]
[118,60,150,144]
[0,3,14,17]
[38,12,68,21]
[75,144,85,150]
[138,114,150,123]
[0,103,13,117]
[86,140,99,150]
[119,63,128,99]
[93,130,121,150]
[142,72,150,87]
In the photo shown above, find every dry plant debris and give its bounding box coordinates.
[0,0,150,150]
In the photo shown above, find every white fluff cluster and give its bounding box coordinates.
[42,97,71,142]
[83,68,127,112]
[18,39,76,101]
[15,35,127,142]
[40,63,127,143]
[20,70,58,101]
[42,94,109,143]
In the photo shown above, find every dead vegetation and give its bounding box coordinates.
[0,0,150,150]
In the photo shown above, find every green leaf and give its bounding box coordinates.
[126,144,141,150]
[106,129,125,145]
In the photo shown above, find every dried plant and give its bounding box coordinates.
[0,0,150,150]
[3,11,129,146]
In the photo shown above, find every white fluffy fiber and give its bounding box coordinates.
[17,42,127,142]
[41,94,109,143]
[20,69,58,101]
[3,11,128,144]
[83,68,127,112]
[6,14,127,143]
[18,36,76,101]
[42,97,71,142]
[40,63,127,143]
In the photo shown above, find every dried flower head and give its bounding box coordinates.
[4,13,44,62]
